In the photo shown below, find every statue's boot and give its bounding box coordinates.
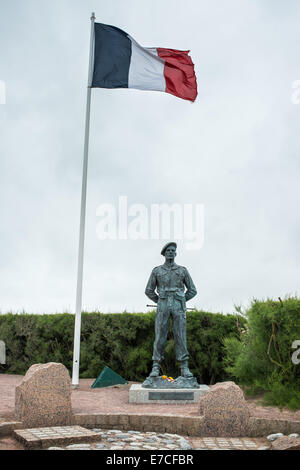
[180,360,194,378]
[149,361,160,377]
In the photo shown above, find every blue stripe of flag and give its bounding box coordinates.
[92,23,132,89]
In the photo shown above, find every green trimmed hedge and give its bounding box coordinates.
[0,311,244,383]
[223,297,300,410]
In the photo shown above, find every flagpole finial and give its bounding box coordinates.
[91,12,96,21]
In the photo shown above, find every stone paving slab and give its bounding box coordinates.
[14,425,101,449]
[190,436,269,450]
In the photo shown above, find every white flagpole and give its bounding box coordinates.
[72,12,96,388]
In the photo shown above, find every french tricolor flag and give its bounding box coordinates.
[92,23,198,102]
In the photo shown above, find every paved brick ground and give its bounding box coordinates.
[50,433,268,451]
[1,375,300,423]
[2,429,269,451]
[1,374,298,451]
[0,436,25,450]
[0,374,20,421]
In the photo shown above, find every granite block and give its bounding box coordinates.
[15,363,72,428]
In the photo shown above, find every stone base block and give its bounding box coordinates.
[14,425,100,450]
[129,383,209,404]
[15,362,72,428]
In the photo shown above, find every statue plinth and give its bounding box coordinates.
[129,382,210,404]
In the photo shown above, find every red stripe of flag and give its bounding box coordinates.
[157,48,198,102]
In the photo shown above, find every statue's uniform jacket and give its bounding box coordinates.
[145,263,197,362]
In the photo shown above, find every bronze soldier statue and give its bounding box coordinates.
[145,242,197,379]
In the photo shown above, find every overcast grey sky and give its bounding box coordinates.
[1,0,300,314]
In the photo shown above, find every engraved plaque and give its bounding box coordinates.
[148,391,194,401]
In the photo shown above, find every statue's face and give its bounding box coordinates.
[165,246,176,260]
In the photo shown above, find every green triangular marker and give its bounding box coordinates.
[91,366,128,388]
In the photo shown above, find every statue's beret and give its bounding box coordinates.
[161,242,177,256]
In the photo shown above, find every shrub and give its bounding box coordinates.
[223,297,300,410]
[0,310,243,383]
